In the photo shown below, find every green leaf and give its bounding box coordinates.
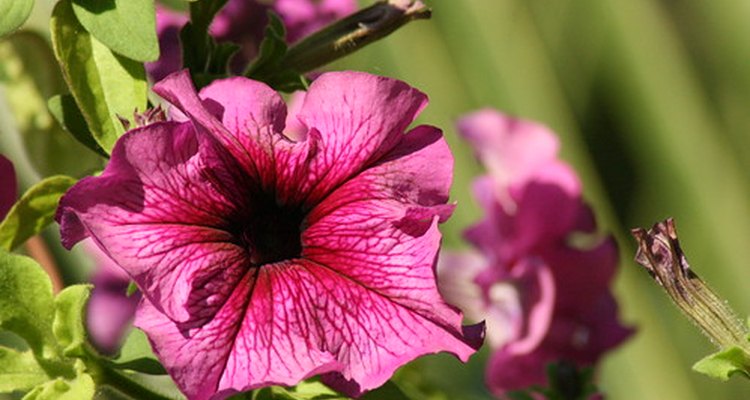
[0,31,103,176]
[179,0,235,88]
[246,380,411,400]
[48,95,109,158]
[71,0,159,62]
[0,175,77,251]
[100,370,185,400]
[0,251,57,362]
[51,0,148,154]
[107,328,166,375]
[52,285,92,358]
[693,346,750,381]
[0,346,50,393]
[248,381,344,400]
[22,361,94,400]
[245,12,307,92]
[361,381,412,400]
[0,0,34,37]
[246,12,288,77]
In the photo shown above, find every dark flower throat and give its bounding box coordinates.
[240,195,304,266]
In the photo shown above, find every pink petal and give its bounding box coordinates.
[156,71,431,210]
[457,109,560,189]
[485,345,550,394]
[295,128,480,394]
[0,155,16,220]
[540,236,619,311]
[284,91,308,141]
[500,258,555,355]
[437,250,487,324]
[509,161,582,253]
[292,71,429,205]
[138,254,482,399]
[463,176,518,263]
[57,121,248,325]
[136,267,345,399]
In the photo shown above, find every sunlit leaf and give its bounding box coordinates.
[0,175,77,251]
[0,31,102,176]
[22,361,94,400]
[0,0,34,37]
[0,251,57,362]
[0,346,49,393]
[71,0,159,62]
[693,346,750,381]
[52,285,92,358]
[50,0,147,153]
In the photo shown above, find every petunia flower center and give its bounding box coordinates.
[241,195,305,266]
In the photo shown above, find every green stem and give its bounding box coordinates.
[632,218,750,351]
[280,0,431,74]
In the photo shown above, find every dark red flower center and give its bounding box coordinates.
[240,195,305,266]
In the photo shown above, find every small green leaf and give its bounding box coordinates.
[48,95,109,158]
[22,361,94,400]
[107,328,166,375]
[0,346,50,393]
[0,31,103,176]
[179,0,234,88]
[126,281,138,297]
[0,0,34,37]
[71,0,159,62]
[693,346,750,381]
[0,251,57,361]
[0,175,77,251]
[244,13,307,92]
[248,381,344,400]
[52,285,92,358]
[51,0,148,153]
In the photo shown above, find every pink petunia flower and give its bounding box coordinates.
[439,110,632,397]
[146,0,356,81]
[84,240,141,355]
[0,155,16,220]
[57,70,484,399]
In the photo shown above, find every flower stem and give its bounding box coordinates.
[280,0,432,73]
[632,218,750,351]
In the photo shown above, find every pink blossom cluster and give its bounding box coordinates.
[439,110,633,396]
[58,70,483,399]
[147,0,356,81]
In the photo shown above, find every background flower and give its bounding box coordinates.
[57,70,483,399]
[84,240,141,355]
[147,0,356,81]
[0,155,16,220]
[439,110,632,397]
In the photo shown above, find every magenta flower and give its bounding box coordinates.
[439,110,632,396]
[84,240,141,354]
[57,70,483,399]
[0,155,16,220]
[147,0,356,81]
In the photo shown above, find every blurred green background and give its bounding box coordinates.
[3,0,750,398]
